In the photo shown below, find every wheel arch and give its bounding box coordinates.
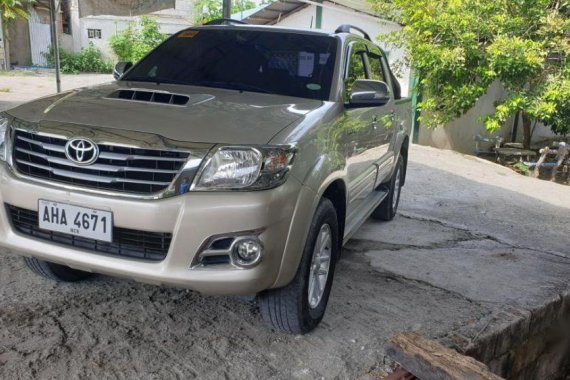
[320,179,347,252]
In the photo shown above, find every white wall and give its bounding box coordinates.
[274,4,411,96]
[76,0,194,60]
[79,14,191,60]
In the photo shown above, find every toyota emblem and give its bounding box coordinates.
[65,138,99,165]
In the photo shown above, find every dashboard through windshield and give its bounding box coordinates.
[122,28,339,100]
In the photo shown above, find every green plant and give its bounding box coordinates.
[370,0,570,147]
[0,0,31,21]
[45,43,112,74]
[109,16,167,63]
[193,0,257,24]
[512,162,531,176]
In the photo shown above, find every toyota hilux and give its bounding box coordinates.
[0,21,411,334]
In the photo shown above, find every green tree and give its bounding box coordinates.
[109,16,167,63]
[370,0,570,147]
[0,0,30,19]
[194,0,257,24]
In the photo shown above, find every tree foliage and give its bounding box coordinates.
[370,0,570,137]
[193,0,257,24]
[109,16,167,63]
[0,0,32,22]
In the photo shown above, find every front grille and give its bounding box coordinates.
[12,129,190,195]
[7,205,171,262]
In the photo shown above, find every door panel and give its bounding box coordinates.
[366,45,396,186]
[343,41,378,221]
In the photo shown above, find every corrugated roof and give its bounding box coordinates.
[78,0,176,18]
[240,1,309,25]
[231,4,267,21]
[325,0,375,15]
[238,0,381,25]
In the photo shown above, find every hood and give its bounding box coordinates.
[6,82,324,145]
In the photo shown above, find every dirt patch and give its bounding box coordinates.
[0,249,489,379]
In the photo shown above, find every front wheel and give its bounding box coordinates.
[258,198,339,334]
[24,257,94,282]
[372,153,404,221]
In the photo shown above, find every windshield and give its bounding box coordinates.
[122,28,338,100]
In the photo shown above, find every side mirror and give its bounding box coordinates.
[348,79,391,107]
[113,61,133,80]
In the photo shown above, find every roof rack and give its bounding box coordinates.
[334,24,371,41]
[203,18,248,25]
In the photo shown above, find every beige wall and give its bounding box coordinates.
[417,80,562,154]
[418,82,511,154]
[8,18,32,66]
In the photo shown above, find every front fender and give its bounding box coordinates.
[271,156,347,289]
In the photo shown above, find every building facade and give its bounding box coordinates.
[12,0,194,67]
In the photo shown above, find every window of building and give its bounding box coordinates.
[88,29,102,39]
[61,0,71,35]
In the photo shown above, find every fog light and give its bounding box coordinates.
[232,238,263,267]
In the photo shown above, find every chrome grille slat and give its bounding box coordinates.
[16,160,172,186]
[17,135,66,153]
[15,147,180,174]
[17,135,187,162]
[13,129,193,195]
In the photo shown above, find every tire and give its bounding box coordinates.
[24,257,94,282]
[372,153,404,221]
[259,198,339,334]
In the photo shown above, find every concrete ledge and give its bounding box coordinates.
[439,291,570,379]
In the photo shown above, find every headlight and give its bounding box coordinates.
[193,145,295,191]
[0,114,9,161]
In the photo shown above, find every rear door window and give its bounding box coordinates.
[344,41,368,101]
[366,46,387,83]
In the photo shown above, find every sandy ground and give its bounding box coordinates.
[0,74,569,379]
[0,72,112,112]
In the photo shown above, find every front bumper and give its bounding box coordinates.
[0,163,313,295]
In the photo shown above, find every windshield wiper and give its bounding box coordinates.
[122,76,183,85]
[193,81,271,94]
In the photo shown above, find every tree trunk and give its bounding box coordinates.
[522,111,532,149]
[1,17,10,69]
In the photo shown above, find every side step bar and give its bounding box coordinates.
[342,189,389,245]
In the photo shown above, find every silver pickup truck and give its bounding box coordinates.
[0,22,411,334]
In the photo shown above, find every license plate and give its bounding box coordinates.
[38,200,113,243]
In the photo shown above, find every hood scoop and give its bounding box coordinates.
[108,89,190,106]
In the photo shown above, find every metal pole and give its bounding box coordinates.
[49,0,61,93]
[222,0,232,19]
